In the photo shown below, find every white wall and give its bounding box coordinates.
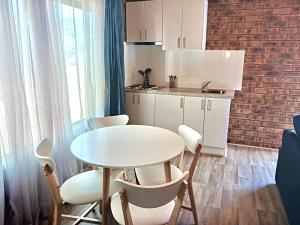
[124,44,245,90]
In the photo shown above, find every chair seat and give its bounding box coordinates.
[60,170,118,205]
[110,192,175,225]
[135,164,183,186]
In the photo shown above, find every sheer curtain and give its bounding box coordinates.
[51,0,105,122]
[0,0,105,223]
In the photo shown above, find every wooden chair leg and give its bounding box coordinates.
[123,169,128,181]
[99,200,102,214]
[48,200,54,225]
[53,205,62,225]
[169,181,187,225]
[188,183,198,225]
[175,151,184,169]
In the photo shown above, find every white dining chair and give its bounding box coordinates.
[135,125,202,225]
[87,114,130,179]
[110,171,189,225]
[87,114,129,130]
[35,139,119,225]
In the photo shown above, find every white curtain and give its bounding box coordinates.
[0,0,105,223]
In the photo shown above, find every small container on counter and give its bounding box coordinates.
[168,75,177,88]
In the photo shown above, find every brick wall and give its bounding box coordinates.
[206,0,300,149]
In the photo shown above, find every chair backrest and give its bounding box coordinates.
[87,114,129,130]
[35,139,63,205]
[178,125,203,183]
[115,171,188,208]
[35,139,56,172]
[72,119,89,138]
[178,125,202,154]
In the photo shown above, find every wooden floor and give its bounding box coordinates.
[40,145,289,225]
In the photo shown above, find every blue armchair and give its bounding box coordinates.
[276,115,300,225]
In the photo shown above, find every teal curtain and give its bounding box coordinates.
[104,0,125,116]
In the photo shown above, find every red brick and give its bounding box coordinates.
[270,21,289,27]
[272,8,292,15]
[287,33,300,41]
[292,7,300,14]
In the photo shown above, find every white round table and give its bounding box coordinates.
[70,125,185,225]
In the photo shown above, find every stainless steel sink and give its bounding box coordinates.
[201,89,226,94]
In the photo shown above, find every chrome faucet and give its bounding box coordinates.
[201,81,211,91]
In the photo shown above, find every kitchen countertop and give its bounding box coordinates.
[125,87,235,99]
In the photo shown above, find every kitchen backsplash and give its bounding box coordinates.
[124,44,245,90]
[165,50,245,90]
[124,45,166,86]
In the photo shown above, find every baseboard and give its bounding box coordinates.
[201,145,227,157]
[228,143,278,152]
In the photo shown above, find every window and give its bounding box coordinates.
[57,1,105,123]
[60,3,87,122]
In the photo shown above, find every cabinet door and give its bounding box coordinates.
[184,96,205,142]
[126,2,144,42]
[137,93,155,126]
[125,93,138,124]
[203,98,231,148]
[162,0,183,50]
[155,94,184,133]
[182,0,207,50]
[144,0,163,42]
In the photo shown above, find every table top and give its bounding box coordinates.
[70,125,185,169]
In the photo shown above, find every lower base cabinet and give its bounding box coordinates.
[125,92,231,156]
[138,93,155,126]
[184,96,205,142]
[203,98,231,149]
[125,93,138,124]
[125,92,155,126]
[184,96,231,151]
[155,94,184,133]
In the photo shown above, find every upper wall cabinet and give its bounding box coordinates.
[162,0,208,50]
[126,0,163,43]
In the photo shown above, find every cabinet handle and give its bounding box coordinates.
[183,37,186,48]
[177,37,181,48]
[207,100,212,111]
[138,94,140,105]
[140,30,142,40]
[133,94,135,104]
[145,29,147,40]
[180,98,184,108]
[201,99,206,110]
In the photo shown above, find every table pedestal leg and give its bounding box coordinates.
[102,168,110,225]
[164,161,172,182]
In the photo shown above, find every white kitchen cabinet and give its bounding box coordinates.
[155,94,184,133]
[125,92,155,126]
[126,0,162,43]
[203,98,231,149]
[144,0,163,42]
[162,0,208,50]
[184,96,205,141]
[182,0,208,50]
[125,92,138,124]
[126,91,232,157]
[162,0,183,50]
[126,2,144,42]
[137,93,155,126]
